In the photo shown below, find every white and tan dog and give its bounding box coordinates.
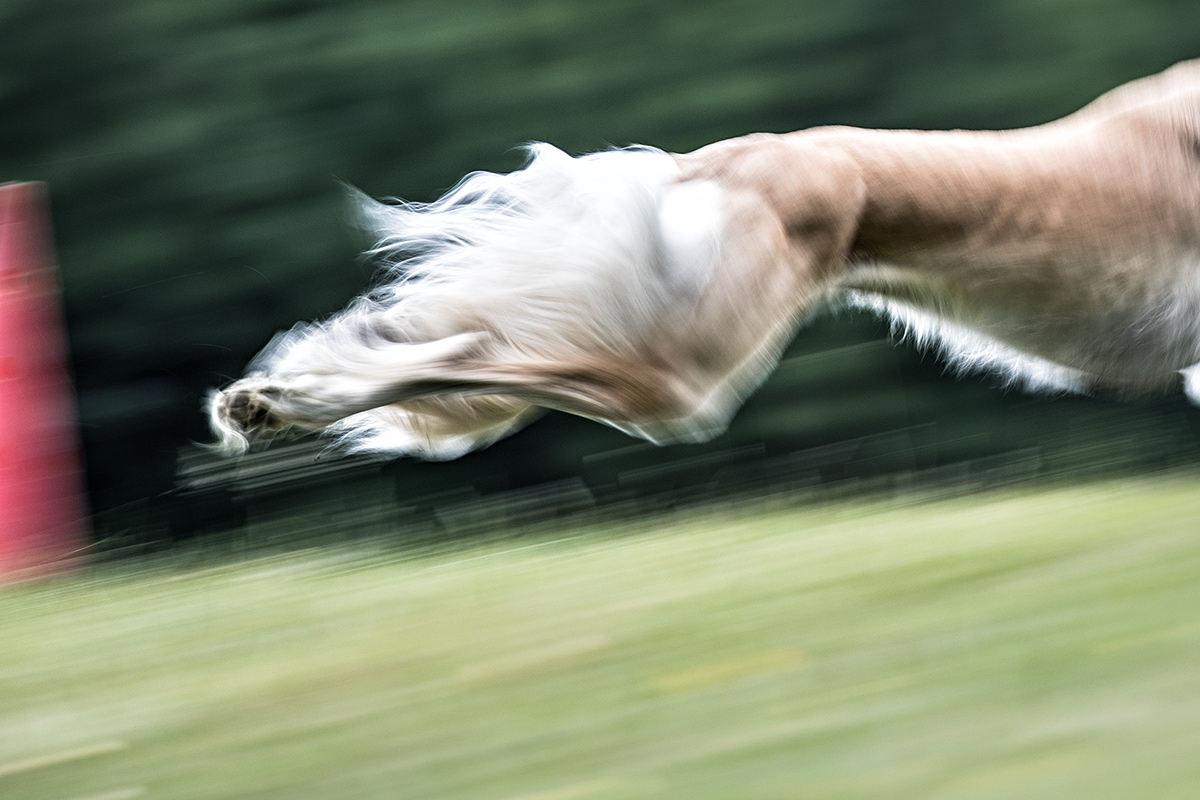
[210,60,1200,457]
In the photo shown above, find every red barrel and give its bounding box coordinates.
[0,182,89,578]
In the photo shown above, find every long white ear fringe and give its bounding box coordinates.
[231,144,701,458]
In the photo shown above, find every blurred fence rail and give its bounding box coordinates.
[81,396,1196,557]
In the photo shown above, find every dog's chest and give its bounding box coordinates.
[839,254,1200,386]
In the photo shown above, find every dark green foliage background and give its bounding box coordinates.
[2,0,1199,520]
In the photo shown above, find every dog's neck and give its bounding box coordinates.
[792,118,1184,273]
[676,124,1093,274]
[818,127,1042,263]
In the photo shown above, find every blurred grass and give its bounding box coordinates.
[4,477,1200,799]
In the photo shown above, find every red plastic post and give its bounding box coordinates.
[0,182,89,578]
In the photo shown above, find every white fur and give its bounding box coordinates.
[211,144,727,456]
[842,290,1092,394]
[841,254,1200,396]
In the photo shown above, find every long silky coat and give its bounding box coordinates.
[211,60,1200,457]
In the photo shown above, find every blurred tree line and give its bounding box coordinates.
[2,0,1199,527]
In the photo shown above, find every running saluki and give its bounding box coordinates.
[210,60,1200,458]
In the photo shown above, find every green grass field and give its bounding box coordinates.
[4,477,1200,799]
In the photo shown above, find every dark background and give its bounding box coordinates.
[3,0,1200,538]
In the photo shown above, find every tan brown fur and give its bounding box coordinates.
[210,60,1200,454]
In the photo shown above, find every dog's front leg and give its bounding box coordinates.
[208,326,689,452]
[208,332,492,451]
